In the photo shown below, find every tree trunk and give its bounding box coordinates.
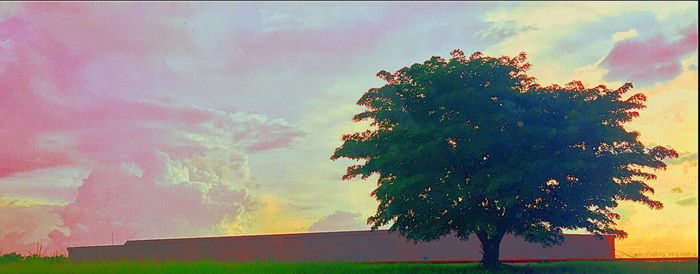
[477,231,505,270]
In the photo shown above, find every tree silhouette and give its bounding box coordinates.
[331,50,678,269]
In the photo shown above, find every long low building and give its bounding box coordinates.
[67,230,615,262]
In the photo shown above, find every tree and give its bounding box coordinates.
[330,50,678,269]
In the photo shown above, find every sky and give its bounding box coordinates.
[0,2,696,258]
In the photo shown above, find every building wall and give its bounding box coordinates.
[67,230,615,262]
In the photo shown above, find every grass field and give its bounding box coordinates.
[0,259,697,274]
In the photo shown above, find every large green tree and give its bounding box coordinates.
[331,50,678,268]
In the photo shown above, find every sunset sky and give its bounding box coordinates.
[0,2,696,257]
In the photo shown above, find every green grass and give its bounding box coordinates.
[0,260,697,274]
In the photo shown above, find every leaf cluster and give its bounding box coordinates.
[331,50,678,246]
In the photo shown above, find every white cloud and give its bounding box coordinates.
[308,210,367,232]
[612,28,638,42]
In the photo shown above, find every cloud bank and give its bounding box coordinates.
[602,24,698,85]
[308,211,367,232]
[0,2,301,254]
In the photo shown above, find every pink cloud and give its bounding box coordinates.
[0,200,63,256]
[602,24,698,85]
[48,162,257,252]
[0,2,302,255]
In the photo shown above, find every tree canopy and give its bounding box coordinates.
[331,49,678,268]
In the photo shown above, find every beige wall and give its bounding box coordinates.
[68,230,614,262]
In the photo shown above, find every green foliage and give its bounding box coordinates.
[0,252,67,264]
[331,50,678,257]
[0,253,23,264]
